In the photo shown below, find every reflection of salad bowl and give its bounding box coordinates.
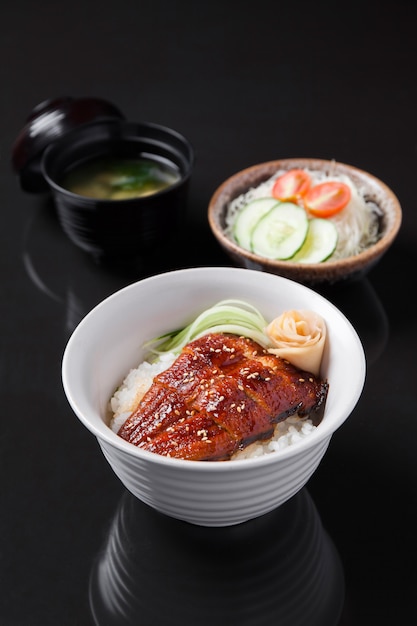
[208,158,402,285]
[62,266,366,527]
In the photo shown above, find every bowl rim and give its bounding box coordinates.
[62,266,366,471]
[208,157,402,271]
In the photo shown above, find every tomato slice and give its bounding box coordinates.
[272,169,311,202]
[304,181,351,217]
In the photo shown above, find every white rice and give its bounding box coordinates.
[109,354,316,460]
[231,416,315,460]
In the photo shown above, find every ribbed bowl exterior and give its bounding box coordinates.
[98,436,331,526]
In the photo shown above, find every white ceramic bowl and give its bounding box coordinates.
[62,267,366,526]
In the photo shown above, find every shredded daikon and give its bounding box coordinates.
[225,165,383,261]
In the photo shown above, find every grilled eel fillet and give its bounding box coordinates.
[117,333,329,461]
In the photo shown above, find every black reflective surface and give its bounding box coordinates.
[2,1,417,624]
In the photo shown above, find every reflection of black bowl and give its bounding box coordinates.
[89,489,345,626]
[42,119,194,261]
[22,200,136,333]
[22,199,189,334]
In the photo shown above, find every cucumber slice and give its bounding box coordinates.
[233,197,279,251]
[251,202,308,259]
[291,218,338,263]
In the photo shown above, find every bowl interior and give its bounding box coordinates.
[43,119,194,194]
[62,267,366,464]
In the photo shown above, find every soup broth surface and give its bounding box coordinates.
[61,155,181,200]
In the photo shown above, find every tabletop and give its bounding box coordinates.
[1,1,417,624]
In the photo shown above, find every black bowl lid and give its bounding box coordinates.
[12,96,125,192]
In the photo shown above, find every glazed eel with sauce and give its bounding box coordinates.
[118,332,329,461]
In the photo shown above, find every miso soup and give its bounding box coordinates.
[60,155,181,200]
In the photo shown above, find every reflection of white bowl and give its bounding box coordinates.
[62,267,366,527]
[89,489,345,625]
